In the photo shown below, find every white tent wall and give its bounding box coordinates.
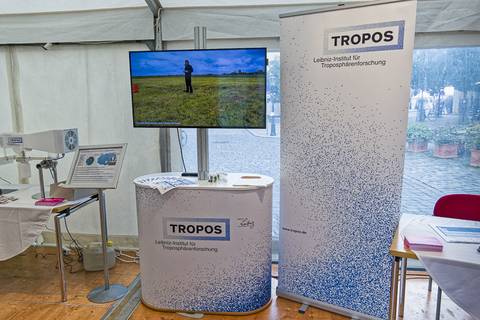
[0,0,147,14]
[0,43,164,238]
[415,31,480,49]
[416,0,480,32]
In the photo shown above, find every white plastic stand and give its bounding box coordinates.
[134,173,273,313]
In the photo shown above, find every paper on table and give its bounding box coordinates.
[0,195,18,205]
[135,176,195,194]
[431,224,480,244]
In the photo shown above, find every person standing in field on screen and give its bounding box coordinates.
[184,60,193,93]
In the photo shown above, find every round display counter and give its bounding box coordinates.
[134,172,273,314]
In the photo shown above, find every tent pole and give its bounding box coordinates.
[194,27,209,181]
[146,0,174,173]
[5,45,28,184]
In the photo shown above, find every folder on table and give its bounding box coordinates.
[404,235,443,252]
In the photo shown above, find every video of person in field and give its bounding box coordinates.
[129,48,266,128]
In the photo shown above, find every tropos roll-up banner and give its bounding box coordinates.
[278,1,417,319]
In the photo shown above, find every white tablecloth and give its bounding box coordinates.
[0,185,53,261]
[418,255,480,320]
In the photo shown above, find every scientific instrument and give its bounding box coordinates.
[0,129,79,197]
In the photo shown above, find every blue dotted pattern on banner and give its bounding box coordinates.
[278,14,406,320]
[145,251,272,313]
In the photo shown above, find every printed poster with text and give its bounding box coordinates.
[278,1,417,319]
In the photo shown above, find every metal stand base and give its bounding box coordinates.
[277,289,378,320]
[87,189,126,304]
[88,284,128,303]
[299,303,309,314]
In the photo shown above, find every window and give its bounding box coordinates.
[402,47,480,214]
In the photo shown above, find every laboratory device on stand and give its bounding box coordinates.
[0,129,79,195]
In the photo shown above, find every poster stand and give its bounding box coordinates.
[277,1,417,319]
[64,144,128,303]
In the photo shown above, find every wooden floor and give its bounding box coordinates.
[0,248,474,320]
[0,247,138,320]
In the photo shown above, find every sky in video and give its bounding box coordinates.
[130,48,266,76]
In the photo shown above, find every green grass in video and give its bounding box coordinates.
[132,74,266,128]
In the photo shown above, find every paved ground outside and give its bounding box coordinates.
[402,151,480,213]
[182,128,480,239]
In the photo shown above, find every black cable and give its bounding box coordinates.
[64,219,83,263]
[0,177,12,184]
[177,128,187,172]
[43,221,83,273]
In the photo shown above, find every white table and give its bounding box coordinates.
[389,214,480,319]
[0,184,98,301]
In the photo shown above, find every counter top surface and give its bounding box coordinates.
[134,172,274,191]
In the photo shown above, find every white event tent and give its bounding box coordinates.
[0,0,479,243]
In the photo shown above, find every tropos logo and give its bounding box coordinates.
[163,217,230,241]
[324,20,405,54]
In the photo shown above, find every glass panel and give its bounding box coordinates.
[181,52,281,239]
[402,47,480,214]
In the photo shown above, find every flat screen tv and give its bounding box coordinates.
[129,48,267,128]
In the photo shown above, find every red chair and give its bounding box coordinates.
[433,194,480,221]
[430,194,480,320]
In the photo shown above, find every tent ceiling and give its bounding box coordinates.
[0,0,363,45]
[0,0,154,44]
[161,0,480,50]
[158,0,364,8]
[0,0,362,14]
[0,0,147,14]
[0,0,479,47]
